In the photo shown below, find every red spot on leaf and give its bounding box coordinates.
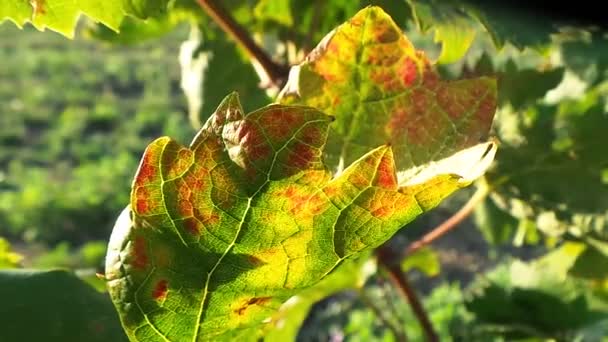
[475,96,496,126]
[153,279,168,300]
[248,144,272,162]
[136,199,149,214]
[371,206,391,218]
[300,126,322,146]
[137,153,157,185]
[349,172,370,188]
[332,96,341,106]
[133,236,148,269]
[399,58,418,86]
[199,211,220,226]
[350,17,363,27]
[287,144,315,169]
[387,108,408,137]
[234,297,272,316]
[422,68,439,90]
[376,153,397,190]
[370,69,401,92]
[437,85,468,120]
[183,218,201,235]
[373,21,398,43]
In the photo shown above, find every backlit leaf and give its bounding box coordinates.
[106,90,495,340]
[0,0,170,38]
[278,6,497,181]
[486,89,608,239]
[406,0,478,64]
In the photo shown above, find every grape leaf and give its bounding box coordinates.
[559,29,608,86]
[460,242,608,339]
[406,0,478,64]
[473,197,519,245]
[105,90,496,340]
[486,89,608,239]
[278,6,497,181]
[401,246,440,277]
[463,284,606,339]
[0,269,127,342]
[0,0,170,38]
[497,62,564,110]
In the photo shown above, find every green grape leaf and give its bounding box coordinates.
[559,29,608,86]
[473,197,519,246]
[401,246,440,277]
[406,0,478,64]
[464,283,606,339]
[487,88,608,239]
[570,244,608,280]
[0,269,127,342]
[458,244,608,339]
[0,0,170,38]
[465,2,558,50]
[106,89,496,340]
[278,6,497,180]
[497,62,564,110]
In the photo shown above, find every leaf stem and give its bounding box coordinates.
[358,288,409,342]
[195,0,290,86]
[405,185,490,256]
[377,247,439,342]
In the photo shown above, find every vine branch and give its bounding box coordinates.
[406,186,489,256]
[377,246,439,342]
[196,0,290,87]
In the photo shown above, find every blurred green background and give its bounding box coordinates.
[0,24,194,268]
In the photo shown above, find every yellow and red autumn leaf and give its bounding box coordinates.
[278,6,497,180]
[106,91,492,341]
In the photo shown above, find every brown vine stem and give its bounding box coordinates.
[196,0,290,87]
[405,185,490,256]
[377,246,438,342]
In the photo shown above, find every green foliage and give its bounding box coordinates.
[457,244,608,340]
[406,0,479,64]
[0,0,121,38]
[0,24,191,243]
[0,269,127,341]
[401,247,441,277]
